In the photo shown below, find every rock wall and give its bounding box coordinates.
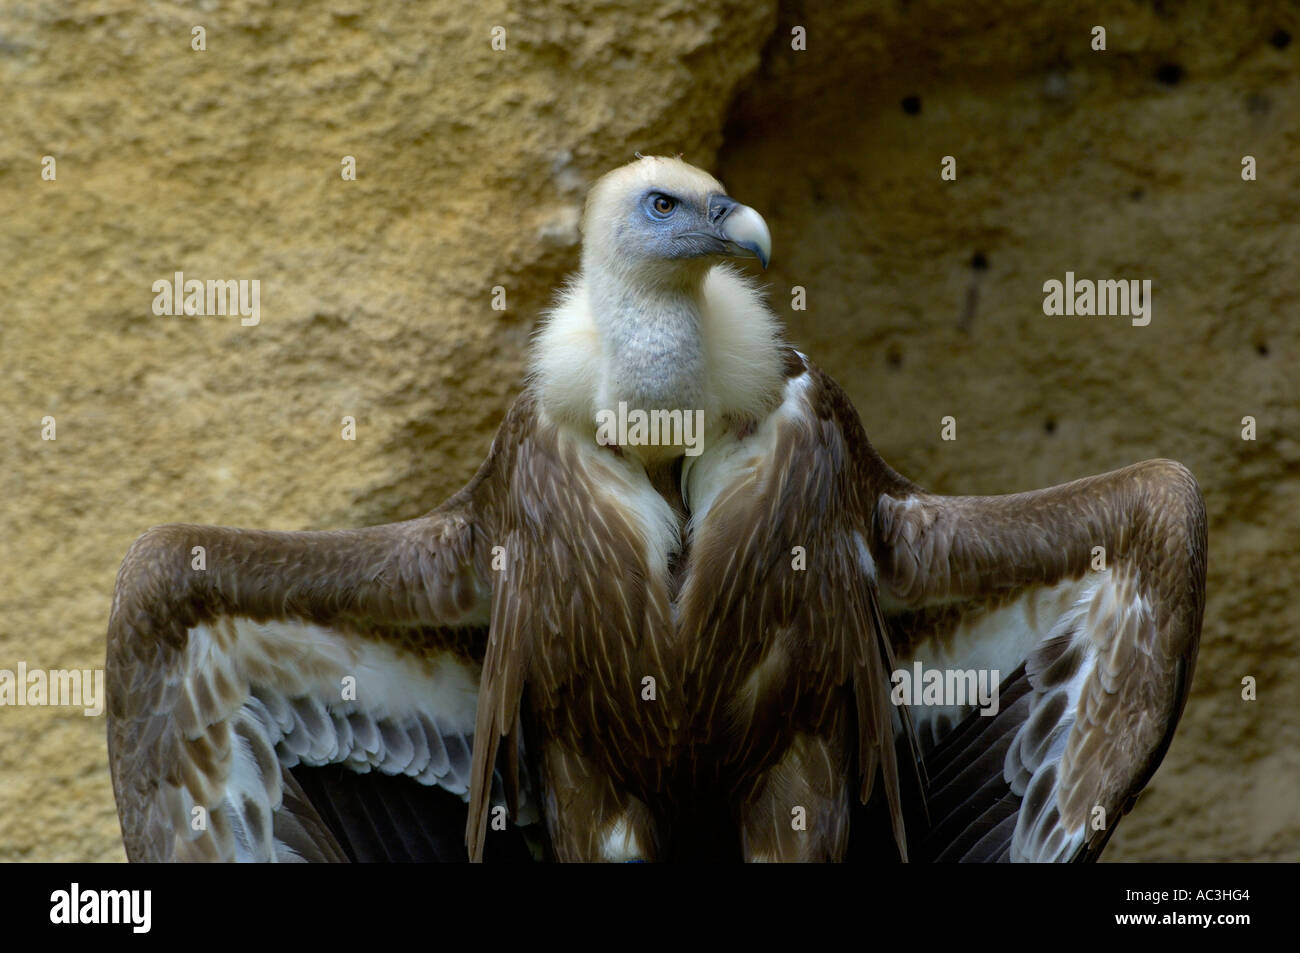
[0,0,1294,860]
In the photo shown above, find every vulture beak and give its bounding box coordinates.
[707,194,772,269]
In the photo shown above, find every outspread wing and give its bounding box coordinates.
[869,459,1207,861]
[106,432,537,862]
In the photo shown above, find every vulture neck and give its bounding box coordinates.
[588,261,710,418]
[530,260,788,468]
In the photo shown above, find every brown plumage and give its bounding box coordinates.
[106,157,1206,862]
[465,363,909,862]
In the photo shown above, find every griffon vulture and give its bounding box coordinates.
[106,156,1206,862]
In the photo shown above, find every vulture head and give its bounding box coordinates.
[581,155,772,285]
[546,155,787,458]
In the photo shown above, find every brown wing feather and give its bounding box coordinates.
[775,358,928,860]
[107,425,517,862]
[711,357,922,860]
[870,459,1206,860]
[468,391,676,860]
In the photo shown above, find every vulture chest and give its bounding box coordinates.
[517,420,861,795]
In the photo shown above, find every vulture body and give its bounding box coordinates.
[106,157,1206,862]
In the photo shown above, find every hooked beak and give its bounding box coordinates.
[706,194,772,269]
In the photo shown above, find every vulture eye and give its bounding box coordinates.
[648,193,677,218]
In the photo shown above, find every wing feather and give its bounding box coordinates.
[871,459,1206,862]
[107,430,539,861]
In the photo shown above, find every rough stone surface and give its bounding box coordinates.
[1,0,1294,861]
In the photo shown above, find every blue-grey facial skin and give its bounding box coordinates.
[634,190,771,268]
